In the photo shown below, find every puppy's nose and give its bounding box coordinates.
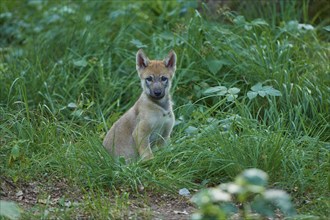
[154,90,162,96]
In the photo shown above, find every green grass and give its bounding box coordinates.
[1,0,329,219]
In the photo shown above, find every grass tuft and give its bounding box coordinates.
[1,0,329,218]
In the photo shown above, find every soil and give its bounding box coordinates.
[1,177,195,220]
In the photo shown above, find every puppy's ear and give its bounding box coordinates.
[164,50,176,71]
[136,49,149,70]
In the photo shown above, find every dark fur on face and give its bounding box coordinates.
[145,75,169,100]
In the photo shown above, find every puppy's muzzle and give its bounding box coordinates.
[151,88,164,99]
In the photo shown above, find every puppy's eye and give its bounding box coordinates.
[161,76,168,82]
[145,77,153,82]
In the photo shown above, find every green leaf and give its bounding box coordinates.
[236,168,268,188]
[73,59,88,67]
[264,190,296,216]
[219,183,243,194]
[191,188,231,207]
[251,197,275,217]
[219,203,238,215]
[67,102,78,109]
[249,83,282,98]
[206,60,225,75]
[258,90,266,97]
[251,18,269,26]
[323,26,330,32]
[233,15,246,25]
[0,200,22,220]
[191,189,211,206]
[226,94,237,102]
[58,197,65,207]
[244,25,252,31]
[11,145,20,160]
[251,83,263,91]
[227,87,240,95]
[263,86,282,96]
[191,213,202,220]
[247,91,258,100]
[203,86,227,95]
[118,156,126,165]
[217,90,227,96]
[284,20,299,32]
[207,188,231,202]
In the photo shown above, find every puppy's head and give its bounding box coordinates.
[136,49,176,100]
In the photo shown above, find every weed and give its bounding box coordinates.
[0,0,329,218]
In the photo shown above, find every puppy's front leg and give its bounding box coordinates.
[133,121,154,160]
[155,122,173,147]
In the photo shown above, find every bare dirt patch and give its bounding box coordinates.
[1,177,82,210]
[1,177,195,219]
[131,193,195,220]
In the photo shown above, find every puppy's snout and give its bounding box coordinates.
[154,89,162,97]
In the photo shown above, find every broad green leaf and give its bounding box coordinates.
[190,213,202,220]
[264,190,296,216]
[67,102,77,109]
[208,188,231,202]
[73,59,88,67]
[244,25,252,31]
[285,20,299,32]
[0,200,21,220]
[233,15,246,25]
[262,86,273,90]
[191,188,231,207]
[217,90,228,96]
[247,91,258,100]
[236,168,268,187]
[206,60,225,75]
[204,86,227,95]
[227,87,240,95]
[251,83,263,91]
[219,203,238,215]
[11,145,20,160]
[264,87,282,96]
[258,90,266,97]
[249,83,281,98]
[226,94,237,102]
[323,26,330,32]
[219,183,243,194]
[251,197,275,217]
[191,189,211,206]
[298,23,314,30]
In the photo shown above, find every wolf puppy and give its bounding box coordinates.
[103,49,177,161]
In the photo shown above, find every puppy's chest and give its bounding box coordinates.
[149,109,174,129]
[148,110,173,142]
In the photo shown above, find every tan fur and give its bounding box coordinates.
[103,49,177,161]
